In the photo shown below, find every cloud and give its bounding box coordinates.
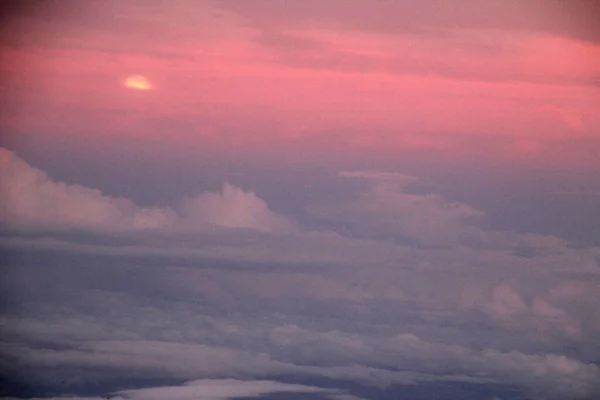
[487,285,529,317]
[309,170,484,245]
[3,1,600,398]
[486,285,567,320]
[0,398,106,400]
[0,147,294,233]
[0,379,364,400]
[117,379,363,400]
[2,157,600,399]
[4,0,600,170]
[0,148,177,231]
[180,182,296,232]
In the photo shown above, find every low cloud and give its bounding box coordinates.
[309,170,484,245]
[1,379,364,400]
[2,154,600,400]
[0,148,295,233]
[117,379,363,400]
[180,182,296,232]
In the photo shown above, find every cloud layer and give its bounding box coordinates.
[1,148,600,399]
[2,0,599,167]
[2,1,599,398]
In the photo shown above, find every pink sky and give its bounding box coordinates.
[1,0,599,167]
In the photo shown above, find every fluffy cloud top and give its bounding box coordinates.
[310,170,484,245]
[0,148,176,231]
[2,149,600,400]
[0,148,294,233]
[181,183,295,232]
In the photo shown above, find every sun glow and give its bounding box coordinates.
[124,75,152,90]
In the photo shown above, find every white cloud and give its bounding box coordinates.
[0,380,365,400]
[181,182,296,232]
[117,379,363,400]
[487,285,528,317]
[0,148,177,231]
[0,148,294,233]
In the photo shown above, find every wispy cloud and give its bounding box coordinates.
[2,1,599,167]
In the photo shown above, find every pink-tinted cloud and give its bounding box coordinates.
[181,182,296,232]
[1,0,599,167]
[0,147,293,232]
[0,147,177,231]
[310,170,484,245]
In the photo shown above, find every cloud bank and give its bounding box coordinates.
[1,148,600,400]
[0,148,294,233]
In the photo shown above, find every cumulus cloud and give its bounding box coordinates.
[3,317,598,399]
[0,148,177,231]
[486,285,566,320]
[309,170,484,245]
[116,379,363,400]
[2,157,600,400]
[487,285,529,317]
[180,182,296,232]
[0,148,294,233]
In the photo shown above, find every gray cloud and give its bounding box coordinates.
[2,149,600,399]
[311,170,485,246]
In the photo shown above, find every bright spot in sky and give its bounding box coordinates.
[124,75,152,90]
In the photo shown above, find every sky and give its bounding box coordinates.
[1,1,600,399]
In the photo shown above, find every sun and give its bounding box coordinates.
[124,75,152,91]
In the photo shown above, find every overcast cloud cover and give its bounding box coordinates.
[1,0,600,399]
[2,148,600,400]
